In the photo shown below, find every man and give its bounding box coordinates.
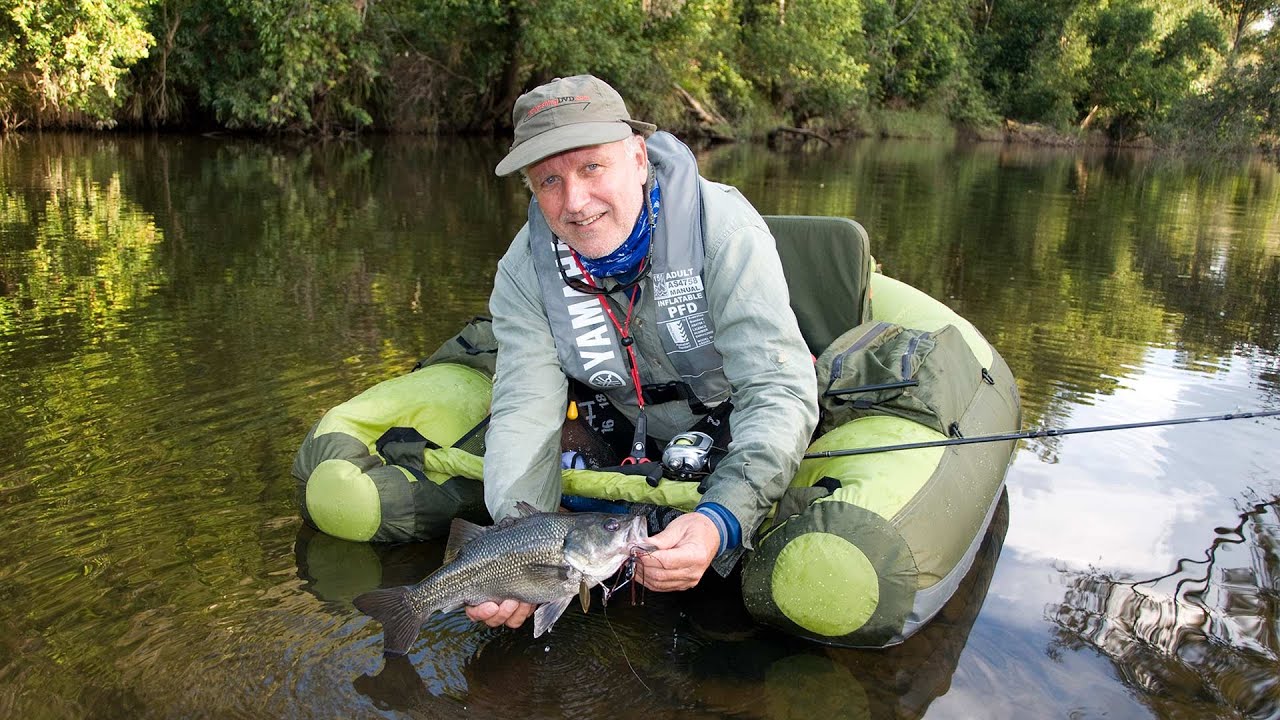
[468,75,817,631]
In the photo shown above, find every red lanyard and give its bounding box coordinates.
[571,253,650,463]
[571,253,646,408]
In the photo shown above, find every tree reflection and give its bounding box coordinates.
[1047,494,1280,718]
[700,143,1280,457]
[2,134,1279,716]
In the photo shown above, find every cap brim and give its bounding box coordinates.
[495,120,656,177]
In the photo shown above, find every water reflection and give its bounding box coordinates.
[294,524,444,605]
[1048,493,1280,718]
[300,493,1007,719]
[700,143,1280,446]
[3,134,1280,717]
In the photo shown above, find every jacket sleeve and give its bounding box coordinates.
[483,238,569,521]
[698,218,819,573]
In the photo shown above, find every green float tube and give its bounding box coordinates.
[292,216,1020,648]
[293,347,495,543]
[739,245,1020,646]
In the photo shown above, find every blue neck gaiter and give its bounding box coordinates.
[579,178,661,279]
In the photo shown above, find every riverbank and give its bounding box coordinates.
[4,105,1273,162]
[751,108,1278,159]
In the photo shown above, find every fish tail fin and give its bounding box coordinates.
[353,587,424,656]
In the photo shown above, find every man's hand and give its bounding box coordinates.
[465,599,536,629]
[635,511,720,592]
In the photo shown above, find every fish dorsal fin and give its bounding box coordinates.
[442,518,487,564]
[514,500,541,517]
[533,595,575,638]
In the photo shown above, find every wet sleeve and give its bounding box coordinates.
[483,246,568,521]
[698,222,819,574]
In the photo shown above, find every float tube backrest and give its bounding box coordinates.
[764,215,874,356]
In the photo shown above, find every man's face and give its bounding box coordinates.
[526,137,648,259]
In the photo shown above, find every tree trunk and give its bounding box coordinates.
[484,3,525,132]
[1079,104,1101,131]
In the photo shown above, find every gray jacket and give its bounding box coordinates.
[484,176,818,572]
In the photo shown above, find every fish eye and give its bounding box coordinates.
[603,517,621,532]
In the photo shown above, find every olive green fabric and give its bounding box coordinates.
[793,416,946,522]
[765,215,874,356]
[293,362,494,542]
[295,429,490,543]
[890,350,1018,588]
[815,321,984,437]
[741,236,1021,648]
[867,273,993,367]
[310,363,493,447]
[418,446,706,511]
[414,316,499,376]
[742,499,918,647]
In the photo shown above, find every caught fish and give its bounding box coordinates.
[353,502,652,655]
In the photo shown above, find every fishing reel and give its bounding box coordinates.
[661,431,715,481]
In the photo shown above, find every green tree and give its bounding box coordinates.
[1211,0,1278,54]
[974,0,1083,124]
[861,0,995,123]
[1167,17,1279,150]
[195,0,378,131]
[1074,1,1222,139]
[0,0,154,129]
[740,0,868,124]
[357,0,740,135]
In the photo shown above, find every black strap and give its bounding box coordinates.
[687,399,733,444]
[641,381,712,415]
[375,426,442,473]
[824,379,919,398]
[593,461,666,487]
[375,427,441,457]
[452,415,491,457]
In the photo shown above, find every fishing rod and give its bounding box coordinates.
[803,408,1280,460]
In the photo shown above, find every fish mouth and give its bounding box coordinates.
[627,515,656,555]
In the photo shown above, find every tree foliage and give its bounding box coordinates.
[0,0,153,129]
[1164,18,1280,150]
[861,0,993,123]
[1211,0,1279,53]
[0,0,1275,150]
[740,0,867,123]
[1072,0,1223,138]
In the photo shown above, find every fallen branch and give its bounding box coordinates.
[769,126,833,146]
[672,83,733,141]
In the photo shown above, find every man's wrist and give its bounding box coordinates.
[694,502,741,557]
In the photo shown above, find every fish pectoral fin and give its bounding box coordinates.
[533,596,575,638]
[578,581,591,613]
[524,563,572,586]
[443,518,488,564]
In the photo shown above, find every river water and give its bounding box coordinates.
[1,133,1278,719]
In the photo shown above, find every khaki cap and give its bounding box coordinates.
[494,75,656,177]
